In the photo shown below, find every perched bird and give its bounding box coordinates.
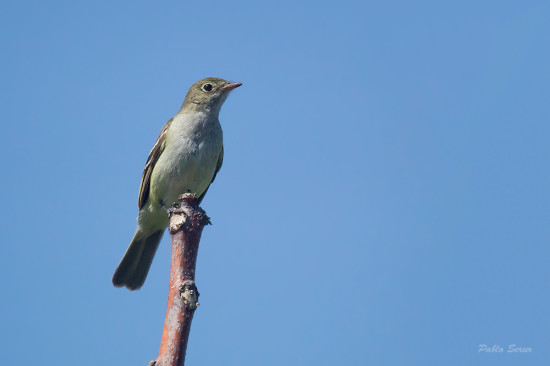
[113,77,242,290]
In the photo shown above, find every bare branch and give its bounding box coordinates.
[153,193,210,366]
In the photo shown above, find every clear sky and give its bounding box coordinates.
[1,0,549,365]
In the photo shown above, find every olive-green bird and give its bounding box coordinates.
[113,77,241,290]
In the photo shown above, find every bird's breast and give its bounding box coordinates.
[150,114,222,207]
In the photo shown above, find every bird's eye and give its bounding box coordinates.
[202,84,213,92]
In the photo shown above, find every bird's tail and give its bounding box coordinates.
[112,229,164,290]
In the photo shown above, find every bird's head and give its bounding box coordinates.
[181,77,242,114]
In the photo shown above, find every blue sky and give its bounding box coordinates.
[1,0,549,365]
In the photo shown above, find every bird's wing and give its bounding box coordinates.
[138,118,172,209]
[198,145,224,203]
[211,145,224,184]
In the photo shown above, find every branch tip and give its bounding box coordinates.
[167,193,210,233]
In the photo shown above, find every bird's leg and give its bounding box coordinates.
[163,190,192,215]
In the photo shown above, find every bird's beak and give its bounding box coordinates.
[221,82,242,91]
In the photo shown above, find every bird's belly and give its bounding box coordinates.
[150,138,220,208]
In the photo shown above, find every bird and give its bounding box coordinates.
[113,77,242,290]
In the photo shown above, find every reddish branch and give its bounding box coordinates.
[152,193,210,366]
